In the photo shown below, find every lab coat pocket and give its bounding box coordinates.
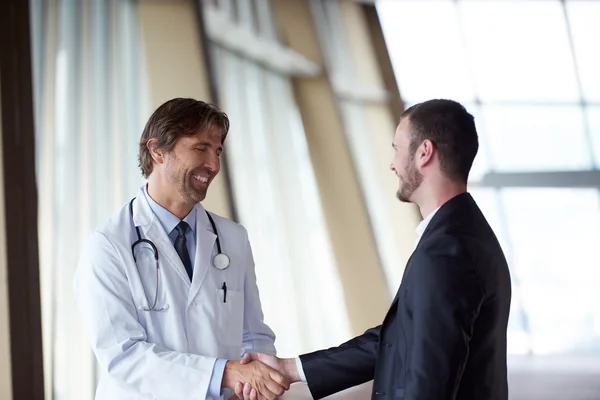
[216,289,244,346]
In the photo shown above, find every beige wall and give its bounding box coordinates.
[272,0,391,334]
[339,1,421,279]
[137,0,232,219]
[0,76,13,400]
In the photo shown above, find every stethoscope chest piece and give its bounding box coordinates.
[205,211,230,271]
[213,253,230,270]
[130,196,232,304]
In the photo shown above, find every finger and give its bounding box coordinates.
[257,378,281,400]
[263,378,285,398]
[240,353,252,365]
[269,369,290,390]
[234,382,244,398]
[243,382,252,399]
[254,382,274,400]
[250,388,258,400]
[244,384,255,400]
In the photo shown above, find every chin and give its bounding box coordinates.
[396,189,411,203]
[182,188,206,204]
[194,189,208,203]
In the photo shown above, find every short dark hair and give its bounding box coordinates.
[401,99,478,183]
[138,98,230,178]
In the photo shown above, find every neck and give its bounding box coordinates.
[414,179,467,219]
[146,175,193,219]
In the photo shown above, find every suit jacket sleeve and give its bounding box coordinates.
[404,235,484,399]
[299,326,380,399]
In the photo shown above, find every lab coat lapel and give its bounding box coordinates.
[187,203,216,306]
[132,188,192,287]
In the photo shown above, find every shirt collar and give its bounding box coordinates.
[415,206,440,246]
[143,184,197,236]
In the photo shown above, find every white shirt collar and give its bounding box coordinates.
[415,206,440,247]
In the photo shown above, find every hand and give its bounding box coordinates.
[234,353,301,399]
[222,359,290,400]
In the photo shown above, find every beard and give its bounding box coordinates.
[396,161,422,203]
[165,153,207,204]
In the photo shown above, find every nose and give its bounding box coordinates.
[389,161,395,171]
[203,151,220,173]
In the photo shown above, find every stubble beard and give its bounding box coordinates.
[396,162,422,203]
[165,154,207,205]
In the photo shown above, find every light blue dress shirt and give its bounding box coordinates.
[143,185,197,265]
[142,186,227,399]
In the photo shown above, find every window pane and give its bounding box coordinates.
[376,0,475,103]
[468,188,510,259]
[566,1,600,102]
[469,188,532,354]
[481,105,592,171]
[215,49,352,355]
[587,106,600,169]
[501,188,600,354]
[459,0,579,102]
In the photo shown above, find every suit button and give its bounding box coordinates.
[374,391,386,395]
[383,342,392,347]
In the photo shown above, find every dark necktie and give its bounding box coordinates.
[174,221,193,280]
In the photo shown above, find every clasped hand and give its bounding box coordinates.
[226,353,299,400]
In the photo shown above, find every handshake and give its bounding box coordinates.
[222,353,300,400]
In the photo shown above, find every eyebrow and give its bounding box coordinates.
[194,141,223,153]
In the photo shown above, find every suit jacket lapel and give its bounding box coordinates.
[384,193,474,320]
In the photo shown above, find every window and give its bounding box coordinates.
[378,0,600,355]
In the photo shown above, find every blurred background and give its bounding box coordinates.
[1,0,600,399]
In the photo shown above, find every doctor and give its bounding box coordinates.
[74,98,289,400]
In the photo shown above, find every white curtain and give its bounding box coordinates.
[207,0,352,356]
[30,0,146,398]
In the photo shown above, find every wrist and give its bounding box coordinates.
[221,360,240,390]
[283,358,301,383]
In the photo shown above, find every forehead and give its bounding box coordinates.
[179,126,224,145]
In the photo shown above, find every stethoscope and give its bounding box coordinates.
[129,197,230,311]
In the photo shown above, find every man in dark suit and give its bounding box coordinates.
[235,99,512,400]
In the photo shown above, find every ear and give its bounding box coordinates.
[417,139,435,168]
[147,138,165,165]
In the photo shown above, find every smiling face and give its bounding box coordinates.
[390,117,423,203]
[163,129,222,205]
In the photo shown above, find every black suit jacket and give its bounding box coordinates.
[300,193,511,400]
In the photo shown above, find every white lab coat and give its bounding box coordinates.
[74,187,276,400]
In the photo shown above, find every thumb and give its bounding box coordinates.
[239,353,253,365]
